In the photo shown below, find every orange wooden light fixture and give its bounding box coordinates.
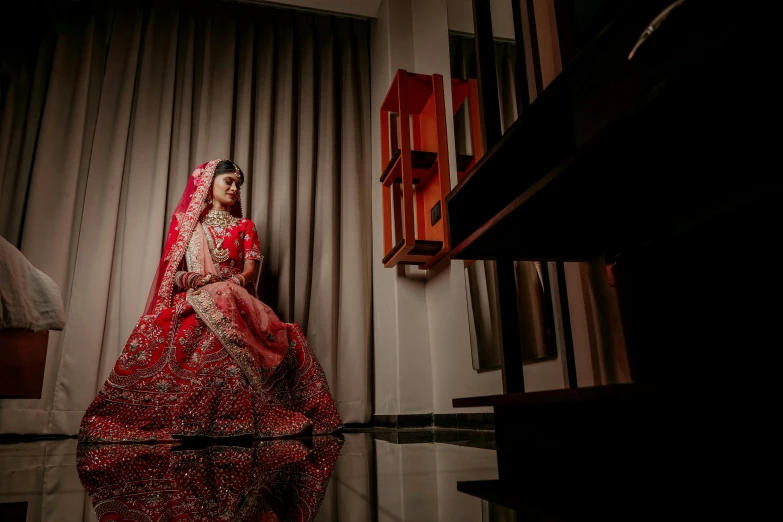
[380,69,452,270]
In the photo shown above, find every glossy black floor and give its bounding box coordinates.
[0,428,514,521]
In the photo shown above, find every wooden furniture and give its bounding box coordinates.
[0,329,48,399]
[379,70,452,270]
[448,0,776,516]
[0,502,27,522]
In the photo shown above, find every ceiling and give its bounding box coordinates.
[240,0,384,18]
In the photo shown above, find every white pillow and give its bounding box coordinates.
[0,234,65,332]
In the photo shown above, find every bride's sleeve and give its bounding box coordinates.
[244,220,262,261]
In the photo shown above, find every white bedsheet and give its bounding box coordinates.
[0,235,65,332]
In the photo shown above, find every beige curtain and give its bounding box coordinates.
[0,0,372,435]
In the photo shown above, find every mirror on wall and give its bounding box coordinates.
[448,0,521,136]
[447,0,558,370]
[465,260,558,370]
[482,499,519,522]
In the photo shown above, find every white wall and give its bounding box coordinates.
[371,0,434,416]
[412,0,506,414]
[371,0,506,416]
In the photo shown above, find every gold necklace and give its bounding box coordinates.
[202,209,238,228]
[202,210,239,263]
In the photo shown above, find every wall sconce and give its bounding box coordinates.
[379,69,451,270]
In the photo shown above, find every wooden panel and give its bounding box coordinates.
[411,114,422,150]
[432,74,451,249]
[405,73,435,114]
[416,181,427,240]
[380,75,399,112]
[418,95,438,151]
[380,111,390,169]
[380,71,452,268]
[383,240,444,268]
[420,172,442,241]
[382,185,392,253]
[391,183,403,246]
[485,384,725,515]
[397,71,416,252]
[0,329,48,399]
[0,502,28,522]
[381,150,437,186]
[447,0,769,261]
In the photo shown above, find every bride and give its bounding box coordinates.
[79,159,342,442]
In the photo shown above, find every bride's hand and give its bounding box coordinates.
[228,274,246,287]
[194,274,220,288]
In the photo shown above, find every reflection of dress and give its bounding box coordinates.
[77,437,342,521]
[79,160,342,442]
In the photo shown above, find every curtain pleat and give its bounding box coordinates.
[0,0,372,435]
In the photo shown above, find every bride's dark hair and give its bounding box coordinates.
[214,160,244,184]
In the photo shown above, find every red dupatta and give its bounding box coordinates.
[143,159,243,316]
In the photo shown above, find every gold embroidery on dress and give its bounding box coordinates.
[185,224,204,273]
[186,288,266,393]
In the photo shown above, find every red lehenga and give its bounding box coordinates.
[79,160,342,442]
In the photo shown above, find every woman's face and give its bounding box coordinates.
[211,172,242,209]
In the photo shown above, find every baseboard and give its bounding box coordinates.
[348,413,494,431]
[434,413,494,430]
[371,428,495,448]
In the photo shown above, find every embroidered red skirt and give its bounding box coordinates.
[79,291,342,442]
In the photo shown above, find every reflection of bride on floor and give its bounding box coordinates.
[79,159,342,442]
[77,437,342,521]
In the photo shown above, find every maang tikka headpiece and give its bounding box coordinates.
[213,162,244,184]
